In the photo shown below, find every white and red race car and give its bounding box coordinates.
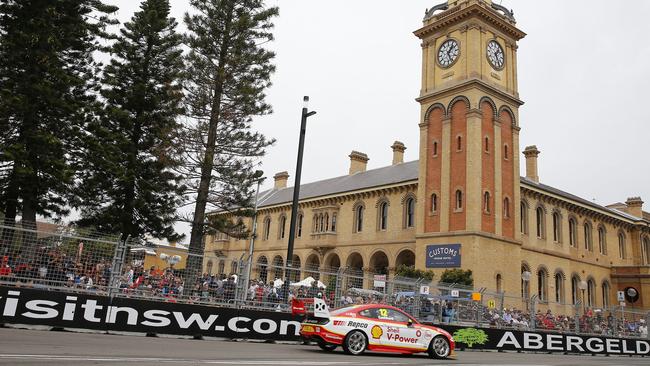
[300,299,454,359]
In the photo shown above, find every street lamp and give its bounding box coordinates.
[578,280,588,313]
[521,271,531,311]
[284,96,316,298]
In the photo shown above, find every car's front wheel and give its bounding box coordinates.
[429,335,451,359]
[317,339,337,352]
[342,330,367,355]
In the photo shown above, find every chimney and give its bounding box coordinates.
[523,145,540,183]
[348,151,369,175]
[625,197,644,218]
[273,171,289,189]
[391,141,406,165]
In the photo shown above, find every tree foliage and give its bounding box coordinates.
[75,0,185,241]
[395,264,435,281]
[440,269,474,287]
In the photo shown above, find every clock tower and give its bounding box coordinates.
[414,0,526,282]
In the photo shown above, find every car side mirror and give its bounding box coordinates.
[407,318,414,327]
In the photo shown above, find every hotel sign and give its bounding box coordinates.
[425,244,461,268]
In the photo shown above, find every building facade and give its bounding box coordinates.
[205,0,650,310]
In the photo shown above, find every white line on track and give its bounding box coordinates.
[0,354,409,365]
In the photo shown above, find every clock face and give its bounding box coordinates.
[437,39,459,68]
[487,40,505,70]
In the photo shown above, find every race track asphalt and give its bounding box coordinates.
[0,326,647,366]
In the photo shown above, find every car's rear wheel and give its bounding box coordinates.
[429,335,451,359]
[317,339,337,352]
[342,330,367,355]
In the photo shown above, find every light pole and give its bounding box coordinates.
[521,271,531,311]
[284,96,316,299]
[578,280,588,314]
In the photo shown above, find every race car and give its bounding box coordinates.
[300,299,454,359]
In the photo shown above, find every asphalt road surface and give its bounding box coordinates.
[0,327,647,366]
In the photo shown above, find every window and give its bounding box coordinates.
[379,201,388,230]
[504,144,509,159]
[324,213,329,231]
[537,269,548,302]
[360,308,410,323]
[484,136,489,152]
[455,190,463,210]
[555,272,565,303]
[279,215,286,239]
[405,197,415,228]
[644,237,650,265]
[503,197,510,219]
[520,202,528,234]
[483,191,491,213]
[571,276,579,305]
[331,213,337,232]
[354,205,364,233]
[587,279,596,307]
[432,141,438,157]
[602,281,610,307]
[584,222,593,251]
[598,226,607,255]
[569,218,578,247]
[496,274,502,293]
[206,260,213,275]
[618,232,626,259]
[263,217,271,240]
[536,207,545,238]
[319,214,324,232]
[552,212,561,243]
[521,265,530,299]
[297,213,303,238]
[431,193,438,213]
[456,135,462,151]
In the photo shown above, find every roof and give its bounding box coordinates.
[251,160,646,224]
[256,160,419,208]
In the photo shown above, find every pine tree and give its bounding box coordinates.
[182,0,277,284]
[75,0,185,242]
[0,1,116,238]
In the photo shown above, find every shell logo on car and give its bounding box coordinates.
[299,300,454,359]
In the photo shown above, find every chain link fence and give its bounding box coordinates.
[1,221,648,339]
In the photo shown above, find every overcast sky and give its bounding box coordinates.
[107,0,650,241]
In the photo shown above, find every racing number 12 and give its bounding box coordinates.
[378,308,388,317]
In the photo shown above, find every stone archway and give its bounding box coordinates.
[346,252,364,289]
[370,251,389,275]
[271,255,284,282]
[395,249,415,268]
[256,256,268,283]
[324,253,341,271]
[289,255,301,282]
[305,253,320,280]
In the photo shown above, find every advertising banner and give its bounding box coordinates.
[430,324,650,357]
[425,244,461,268]
[0,286,301,341]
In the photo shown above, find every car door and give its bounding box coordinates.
[379,308,424,350]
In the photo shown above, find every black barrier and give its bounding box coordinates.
[0,286,301,341]
[2,286,648,357]
[429,324,650,357]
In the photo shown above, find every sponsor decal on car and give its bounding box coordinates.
[416,329,422,337]
[333,320,345,326]
[371,325,383,339]
[386,326,399,334]
[347,320,368,329]
[386,333,419,344]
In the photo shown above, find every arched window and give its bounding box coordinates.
[569,218,578,247]
[552,211,561,243]
[503,197,510,219]
[431,193,438,213]
[455,190,463,210]
[331,213,337,232]
[643,237,650,265]
[354,204,364,233]
[312,214,318,232]
[521,265,531,299]
[319,214,324,232]
[602,281,611,307]
[598,226,607,255]
[484,136,489,152]
[536,207,545,238]
[571,275,580,305]
[297,213,303,238]
[555,272,565,303]
[496,274,502,293]
[263,217,271,240]
[405,197,415,228]
[378,201,388,230]
[587,279,596,307]
[218,260,225,275]
[279,215,287,239]
[618,232,626,259]
[206,260,214,275]
[504,144,509,160]
[324,213,329,231]
[483,191,491,213]
[584,222,593,251]
[537,268,548,302]
[432,140,438,157]
[520,201,528,234]
[456,135,462,151]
